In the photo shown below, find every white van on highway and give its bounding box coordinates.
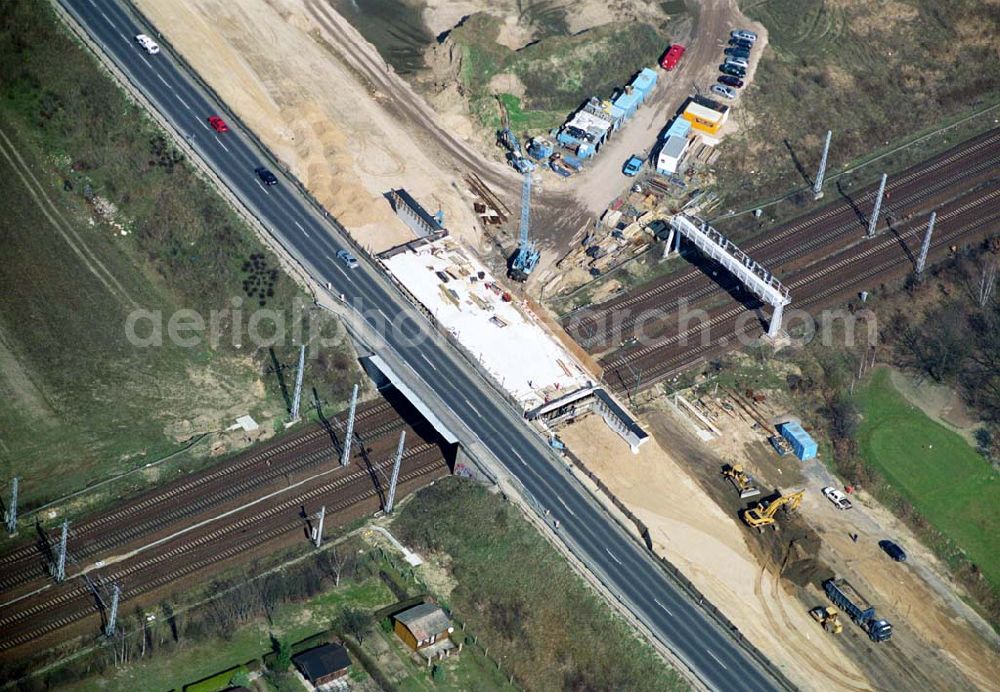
[135,34,160,55]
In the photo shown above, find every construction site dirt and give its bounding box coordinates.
[0,393,452,661]
[129,0,761,286]
[558,394,998,691]
[561,129,1000,394]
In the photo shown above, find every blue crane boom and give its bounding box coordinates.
[509,170,540,281]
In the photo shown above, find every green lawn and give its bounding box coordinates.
[857,369,1000,587]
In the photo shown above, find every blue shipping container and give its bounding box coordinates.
[631,67,658,98]
[613,90,642,118]
[664,117,691,140]
[779,421,818,460]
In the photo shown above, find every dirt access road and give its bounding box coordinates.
[571,0,764,216]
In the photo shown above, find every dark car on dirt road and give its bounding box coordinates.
[718,75,745,88]
[878,540,907,562]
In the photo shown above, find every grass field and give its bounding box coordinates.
[0,1,359,510]
[714,0,1000,211]
[452,11,680,135]
[856,369,1000,589]
[393,478,688,691]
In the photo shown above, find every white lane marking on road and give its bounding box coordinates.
[256,181,270,196]
[511,449,527,466]
[420,352,438,372]
[556,495,575,516]
[100,11,113,25]
[139,55,152,69]
[157,74,170,88]
[199,119,211,130]
[463,397,483,418]
[705,649,728,670]
[605,548,623,566]
[215,136,230,152]
[176,96,192,111]
[653,598,673,616]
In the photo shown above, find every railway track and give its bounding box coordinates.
[603,185,1000,393]
[0,397,425,596]
[566,129,1000,349]
[0,444,447,652]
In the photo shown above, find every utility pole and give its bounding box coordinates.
[312,505,326,548]
[4,476,18,534]
[290,345,306,423]
[104,584,121,637]
[52,519,69,582]
[867,173,888,238]
[916,211,936,275]
[385,430,406,514]
[813,130,832,199]
[340,384,359,467]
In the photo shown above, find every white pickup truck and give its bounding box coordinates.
[822,486,853,510]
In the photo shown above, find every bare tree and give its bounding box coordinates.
[978,261,997,308]
[327,547,349,587]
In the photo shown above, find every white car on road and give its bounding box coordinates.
[135,34,160,55]
[822,486,853,510]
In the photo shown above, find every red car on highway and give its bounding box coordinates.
[660,44,685,71]
[208,115,229,133]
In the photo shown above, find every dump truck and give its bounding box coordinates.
[823,577,893,642]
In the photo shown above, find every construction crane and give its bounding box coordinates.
[809,605,843,634]
[721,464,760,499]
[508,170,540,281]
[741,490,805,530]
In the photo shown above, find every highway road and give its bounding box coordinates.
[58,1,786,689]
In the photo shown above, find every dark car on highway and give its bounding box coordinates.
[718,75,745,88]
[255,167,278,186]
[878,540,907,562]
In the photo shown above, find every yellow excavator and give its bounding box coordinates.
[809,606,843,634]
[741,490,805,529]
[721,464,761,499]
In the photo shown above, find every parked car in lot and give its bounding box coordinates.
[725,56,749,69]
[730,38,753,51]
[622,155,644,177]
[660,43,686,71]
[731,29,757,43]
[255,167,278,186]
[720,63,747,78]
[878,540,907,562]
[725,47,751,59]
[207,116,229,133]
[711,84,737,100]
[336,249,359,269]
[718,75,745,88]
[135,34,160,55]
[822,486,853,510]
